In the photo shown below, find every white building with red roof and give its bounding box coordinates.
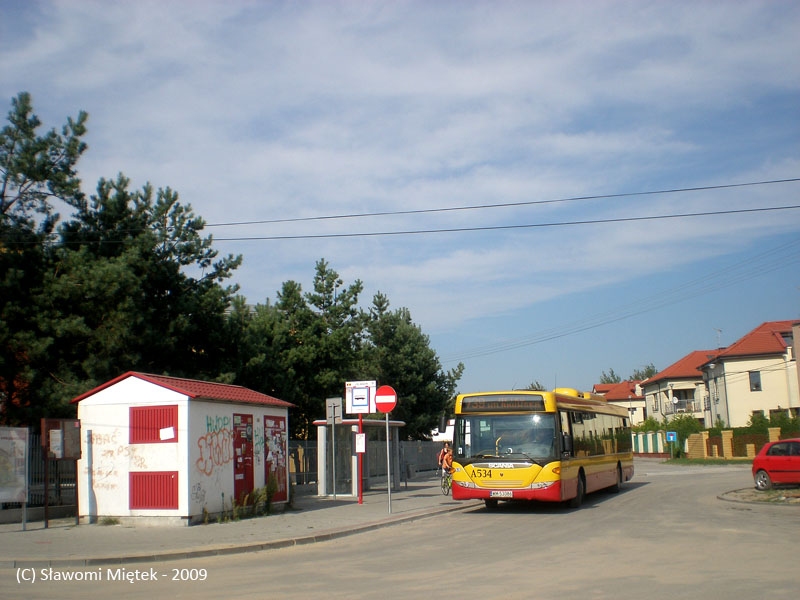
[640,350,720,426]
[639,320,798,428]
[699,321,798,428]
[72,371,293,525]
[592,381,645,426]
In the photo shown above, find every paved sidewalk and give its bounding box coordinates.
[0,474,472,568]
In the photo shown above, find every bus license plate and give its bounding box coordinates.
[490,491,513,498]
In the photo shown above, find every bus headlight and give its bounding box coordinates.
[528,481,555,490]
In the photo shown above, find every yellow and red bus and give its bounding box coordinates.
[450,388,634,509]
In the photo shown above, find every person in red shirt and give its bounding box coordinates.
[437,442,450,473]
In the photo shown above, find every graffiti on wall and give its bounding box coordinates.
[86,428,148,491]
[195,416,234,476]
[191,482,206,505]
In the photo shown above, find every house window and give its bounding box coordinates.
[748,371,762,392]
[130,405,178,444]
[769,408,787,420]
[129,471,178,509]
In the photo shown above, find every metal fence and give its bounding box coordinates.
[288,439,443,488]
[1,436,440,509]
[289,440,318,485]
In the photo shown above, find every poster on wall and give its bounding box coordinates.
[264,416,288,503]
[0,427,29,503]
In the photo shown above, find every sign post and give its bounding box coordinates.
[41,419,81,528]
[346,381,376,504]
[326,398,342,500]
[666,430,677,460]
[375,385,397,514]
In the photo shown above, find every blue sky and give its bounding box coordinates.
[2,1,799,394]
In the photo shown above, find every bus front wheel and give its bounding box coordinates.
[569,473,585,509]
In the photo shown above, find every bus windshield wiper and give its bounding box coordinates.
[473,451,500,459]
[505,452,544,466]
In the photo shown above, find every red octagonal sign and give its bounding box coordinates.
[375,385,397,413]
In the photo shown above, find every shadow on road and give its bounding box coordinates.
[461,482,649,514]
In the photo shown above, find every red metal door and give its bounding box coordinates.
[233,414,254,504]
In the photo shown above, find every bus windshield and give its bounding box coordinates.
[454,413,557,465]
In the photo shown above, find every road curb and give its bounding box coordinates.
[7,502,473,568]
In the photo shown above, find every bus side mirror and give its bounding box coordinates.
[439,414,448,435]
[562,433,573,456]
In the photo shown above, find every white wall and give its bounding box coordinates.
[186,401,289,515]
[77,377,189,520]
[187,401,290,516]
[724,357,797,427]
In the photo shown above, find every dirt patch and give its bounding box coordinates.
[721,486,800,505]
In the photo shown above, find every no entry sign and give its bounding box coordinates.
[375,385,397,413]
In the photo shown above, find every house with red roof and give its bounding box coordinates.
[72,371,293,525]
[698,321,798,428]
[640,350,720,426]
[592,380,645,425]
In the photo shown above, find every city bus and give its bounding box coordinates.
[449,388,634,509]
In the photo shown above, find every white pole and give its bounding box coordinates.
[333,423,338,500]
[385,413,391,514]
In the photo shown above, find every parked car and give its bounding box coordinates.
[752,438,800,491]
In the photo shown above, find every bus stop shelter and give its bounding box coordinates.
[313,418,405,497]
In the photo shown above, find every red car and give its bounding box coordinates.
[752,438,800,491]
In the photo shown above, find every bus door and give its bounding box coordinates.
[558,410,581,500]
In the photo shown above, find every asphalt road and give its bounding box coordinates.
[3,460,797,599]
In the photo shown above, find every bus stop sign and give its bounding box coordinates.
[375,385,397,413]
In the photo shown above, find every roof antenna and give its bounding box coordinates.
[714,328,722,349]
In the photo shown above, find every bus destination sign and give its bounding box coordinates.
[460,394,545,413]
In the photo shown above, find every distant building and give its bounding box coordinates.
[640,350,720,426]
[699,321,798,428]
[593,381,645,426]
[431,418,454,442]
[639,320,798,428]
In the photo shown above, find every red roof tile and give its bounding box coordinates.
[592,383,615,394]
[598,381,643,401]
[714,321,794,359]
[71,371,294,408]
[643,350,720,385]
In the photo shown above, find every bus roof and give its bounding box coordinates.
[455,388,628,418]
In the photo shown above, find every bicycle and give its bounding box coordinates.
[440,469,452,496]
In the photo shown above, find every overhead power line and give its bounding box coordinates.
[439,236,800,363]
[215,204,800,241]
[2,177,798,246]
[206,177,800,228]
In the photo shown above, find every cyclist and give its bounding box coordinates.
[440,447,454,495]
[441,446,453,476]
[437,441,450,473]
